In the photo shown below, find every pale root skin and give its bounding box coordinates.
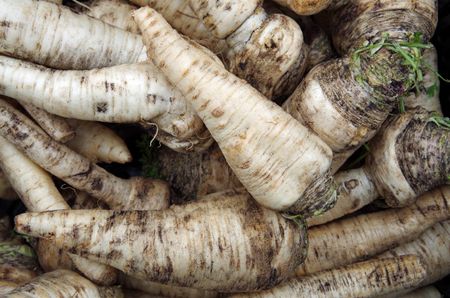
[14,192,308,292]
[21,103,75,143]
[321,0,437,55]
[0,56,205,141]
[189,1,307,99]
[306,167,378,226]
[120,274,218,298]
[272,0,332,15]
[366,110,449,207]
[66,120,132,164]
[308,109,449,225]
[85,0,140,34]
[0,280,17,295]
[0,242,40,284]
[0,99,170,211]
[5,270,124,298]
[128,0,227,54]
[135,7,335,216]
[404,46,442,115]
[0,136,119,285]
[296,186,450,276]
[230,256,426,298]
[378,221,450,297]
[0,0,146,69]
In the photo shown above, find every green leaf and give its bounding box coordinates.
[426,83,438,97]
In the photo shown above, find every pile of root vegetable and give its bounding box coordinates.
[0,0,449,297]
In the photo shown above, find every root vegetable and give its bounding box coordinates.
[135,7,335,216]
[66,120,132,164]
[378,220,450,294]
[231,256,426,298]
[298,186,450,275]
[0,0,146,69]
[0,55,209,152]
[0,135,119,285]
[120,274,218,298]
[0,98,169,211]
[14,192,308,292]
[320,0,437,55]
[4,270,124,297]
[21,103,75,143]
[308,109,449,225]
[272,0,332,16]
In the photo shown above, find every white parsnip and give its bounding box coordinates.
[5,270,124,298]
[86,0,140,34]
[21,102,75,143]
[0,0,146,69]
[0,135,119,285]
[0,55,209,152]
[66,120,131,164]
[272,0,332,16]
[231,256,426,298]
[298,186,450,275]
[0,98,170,211]
[15,192,308,292]
[135,7,335,216]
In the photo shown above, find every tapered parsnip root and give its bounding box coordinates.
[320,0,437,55]
[120,274,218,298]
[0,99,169,211]
[231,256,426,298]
[0,242,40,284]
[0,56,206,146]
[135,7,335,216]
[272,0,332,16]
[298,186,450,275]
[0,136,119,285]
[0,0,146,69]
[308,109,449,225]
[378,220,450,294]
[15,192,307,292]
[66,120,131,164]
[21,103,75,143]
[5,270,124,297]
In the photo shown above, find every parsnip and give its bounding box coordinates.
[298,186,450,275]
[230,256,426,298]
[21,102,75,143]
[0,98,169,211]
[320,0,437,55]
[120,274,218,298]
[4,270,124,297]
[66,120,131,164]
[0,0,146,69]
[272,0,332,16]
[378,220,450,294]
[0,135,119,285]
[85,0,140,34]
[135,7,335,216]
[308,109,449,225]
[0,55,210,152]
[15,192,308,292]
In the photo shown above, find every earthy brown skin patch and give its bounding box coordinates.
[395,117,449,197]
